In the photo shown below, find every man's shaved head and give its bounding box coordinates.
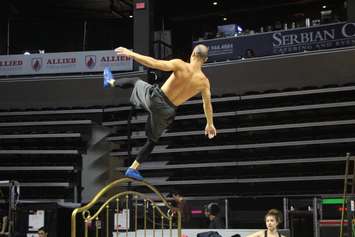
[192,44,209,62]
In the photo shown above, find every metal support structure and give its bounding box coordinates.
[74,184,78,203]
[133,0,154,71]
[313,197,319,237]
[71,178,181,237]
[346,198,353,237]
[283,197,289,229]
[0,180,20,237]
[340,153,352,237]
[82,20,87,51]
[224,199,228,229]
[7,19,10,55]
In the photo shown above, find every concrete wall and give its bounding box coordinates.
[204,47,355,96]
[0,47,354,110]
[0,71,145,109]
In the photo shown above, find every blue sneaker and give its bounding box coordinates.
[103,67,114,88]
[125,168,144,181]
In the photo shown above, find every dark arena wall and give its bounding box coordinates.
[0,47,354,110]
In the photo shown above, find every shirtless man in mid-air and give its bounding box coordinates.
[104,44,216,180]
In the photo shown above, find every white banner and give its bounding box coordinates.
[0,50,133,76]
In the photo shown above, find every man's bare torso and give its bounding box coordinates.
[160,61,208,106]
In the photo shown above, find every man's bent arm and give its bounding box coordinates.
[201,83,214,126]
[115,47,182,72]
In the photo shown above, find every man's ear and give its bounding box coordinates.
[205,57,208,62]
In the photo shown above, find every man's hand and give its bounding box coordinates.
[115,47,134,57]
[205,124,217,139]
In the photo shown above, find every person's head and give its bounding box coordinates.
[245,48,255,58]
[204,203,220,219]
[38,227,48,237]
[265,209,282,231]
[190,44,209,64]
[171,190,183,202]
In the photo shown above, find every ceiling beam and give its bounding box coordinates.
[170,0,321,22]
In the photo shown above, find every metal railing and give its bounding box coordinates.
[71,178,181,237]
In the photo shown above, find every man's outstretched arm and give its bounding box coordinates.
[115,47,182,72]
[201,80,217,139]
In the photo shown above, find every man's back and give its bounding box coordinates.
[161,59,208,106]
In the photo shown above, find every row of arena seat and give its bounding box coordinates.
[103,84,355,197]
[0,109,101,202]
[1,83,355,200]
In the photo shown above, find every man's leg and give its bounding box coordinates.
[104,67,139,88]
[104,68,159,181]
[135,138,157,164]
[125,94,176,180]
[112,77,139,88]
[125,114,159,180]
[125,139,156,180]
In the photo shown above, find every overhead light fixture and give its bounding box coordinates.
[223,17,227,21]
[213,1,218,6]
[322,5,327,9]
[129,15,133,18]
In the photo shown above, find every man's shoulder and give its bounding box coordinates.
[169,59,188,71]
[171,58,185,63]
[201,73,210,86]
[170,58,186,66]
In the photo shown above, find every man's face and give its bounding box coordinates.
[38,230,47,237]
